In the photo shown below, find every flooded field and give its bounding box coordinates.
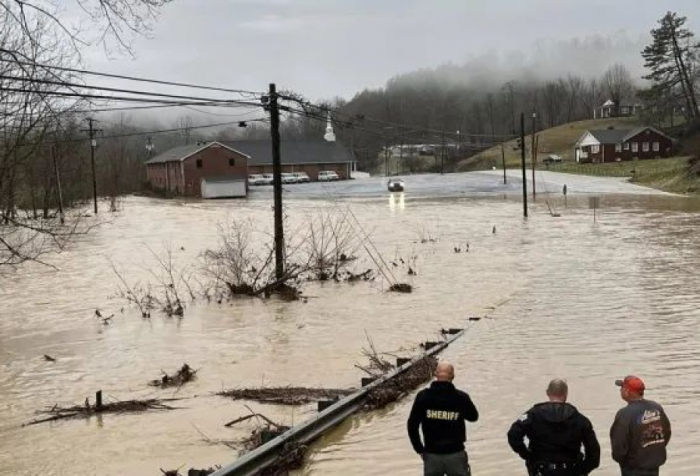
[1,181,700,476]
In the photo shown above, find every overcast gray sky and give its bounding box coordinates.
[87,0,700,101]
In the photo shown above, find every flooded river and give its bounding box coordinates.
[1,182,700,475]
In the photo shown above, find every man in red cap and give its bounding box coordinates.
[610,375,671,476]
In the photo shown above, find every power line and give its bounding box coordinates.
[0,87,260,107]
[15,117,270,147]
[0,49,264,98]
[279,93,517,140]
[283,106,505,148]
[0,74,262,108]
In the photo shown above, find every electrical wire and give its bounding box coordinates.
[0,74,262,108]
[0,87,259,107]
[278,92,518,140]
[0,49,264,98]
[14,117,270,147]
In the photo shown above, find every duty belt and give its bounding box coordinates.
[534,461,579,471]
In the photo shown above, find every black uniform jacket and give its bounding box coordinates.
[407,381,479,455]
[507,401,600,474]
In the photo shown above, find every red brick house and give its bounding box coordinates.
[146,141,249,198]
[574,127,674,163]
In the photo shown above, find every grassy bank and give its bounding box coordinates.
[542,156,700,194]
[457,117,643,171]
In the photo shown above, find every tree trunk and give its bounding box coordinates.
[672,33,700,119]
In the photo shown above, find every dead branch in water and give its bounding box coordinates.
[149,363,198,388]
[217,387,353,406]
[363,355,437,410]
[355,334,437,410]
[25,396,180,426]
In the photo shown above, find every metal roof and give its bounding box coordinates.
[222,140,356,165]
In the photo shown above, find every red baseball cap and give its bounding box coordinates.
[615,375,645,393]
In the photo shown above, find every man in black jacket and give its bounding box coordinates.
[610,375,671,476]
[508,379,600,475]
[407,361,479,476]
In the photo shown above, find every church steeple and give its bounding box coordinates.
[324,111,336,142]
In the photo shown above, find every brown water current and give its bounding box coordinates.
[1,192,700,476]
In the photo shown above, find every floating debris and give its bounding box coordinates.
[346,269,373,282]
[388,283,413,293]
[26,396,179,426]
[42,354,56,362]
[149,364,198,388]
[364,355,437,410]
[217,387,353,406]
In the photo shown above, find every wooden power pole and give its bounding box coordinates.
[501,142,507,185]
[531,112,537,200]
[521,113,528,218]
[51,145,64,224]
[268,83,284,281]
[82,118,101,215]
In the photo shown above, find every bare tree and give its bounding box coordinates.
[564,75,584,122]
[580,78,602,119]
[0,0,173,54]
[601,63,636,116]
[176,115,194,145]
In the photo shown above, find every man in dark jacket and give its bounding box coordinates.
[407,361,479,476]
[610,375,671,476]
[508,379,600,475]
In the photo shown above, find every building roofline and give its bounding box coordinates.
[146,141,251,165]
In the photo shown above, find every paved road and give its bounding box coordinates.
[248,170,671,200]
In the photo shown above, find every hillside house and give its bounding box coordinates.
[593,99,642,119]
[574,127,675,163]
[146,141,249,198]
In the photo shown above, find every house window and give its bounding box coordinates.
[624,143,630,150]
[653,142,660,152]
[196,159,203,169]
[642,142,650,152]
[632,142,639,153]
[229,158,235,166]
[591,145,600,154]
[615,143,622,153]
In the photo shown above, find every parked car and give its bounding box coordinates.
[248,174,265,186]
[261,173,274,185]
[281,173,298,184]
[318,170,340,182]
[542,154,562,164]
[294,172,310,183]
[387,178,405,192]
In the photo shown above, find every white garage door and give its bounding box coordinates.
[201,179,246,199]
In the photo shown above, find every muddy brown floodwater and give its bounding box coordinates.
[1,192,700,476]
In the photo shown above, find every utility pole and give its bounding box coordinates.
[531,112,537,200]
[268,83,284,281]
[501,142,507,185]
[51,145,64,224]
[82,118,100,214]
[441,130,445,174]
[521,113,528,218]
[398,139,403,175]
